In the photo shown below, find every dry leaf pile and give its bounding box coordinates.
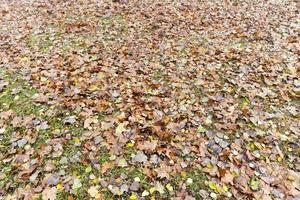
[0,0,299,199]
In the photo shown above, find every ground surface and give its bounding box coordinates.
[0,0,300,200]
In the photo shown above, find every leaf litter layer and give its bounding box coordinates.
[0,0,299,199]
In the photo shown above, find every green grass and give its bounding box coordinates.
[98,150,110,165]
[27,32,58,53]
[192,85,204,97]
[0,125,14,154]
[0,69,212,199]
[60,37,90,54]
[173,169,208,200]
[0,70,89,197]
[152,70,166,81]
[186,170,207,190]
[239,96,250,108]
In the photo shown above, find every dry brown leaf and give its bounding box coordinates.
[101,161,114,174]
[42,187,57,200]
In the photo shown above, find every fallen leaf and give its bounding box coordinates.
[115,122,128,136]
[221,171,234,185]
[234,176,249,194]
[197,125,207,133]
[85,166,92,173]
[72,178,82,190]
[249,176,260,191]
[101,161,114,174]
[136,140,158,152]
[42,187,57,200]
[88,186,99,198]
[118,158,128,167]
[133,151,148,163]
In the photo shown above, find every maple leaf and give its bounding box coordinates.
[133,151,148,163]
[42,187,57,200]
[152,126,172,140]
[12,116,22,128]
[221,171,234,185]
[155,163,172,179]
[115,122,128,136]
[88,186,99,198]
[17,165,37,182]
[0,110,13,120]
[84,117,98,129]
[101,161,114,174]
[1,1,299,199]
[136,140,158,152]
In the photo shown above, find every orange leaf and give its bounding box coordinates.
[101,161,114,174]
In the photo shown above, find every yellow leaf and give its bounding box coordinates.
[92,179,98,184]
[18,57,29,64]
[207,163,213,169]
[148,136,154,141]
[127,142,134,147]
[129,194,137,200]
[117,190,122,196]
[56,183,63,190]
[216,185,224,193]
[89,85,98,92]
[85,166,92,173]
[288,175,295,181]
[209,182,217,191]
[166,183,173,192]
[74,78,79,86]
[162,116,170,124]
[149,187,156,194]
[223,185,228,192]
[73,137,80,143]
[97,72,105,80]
